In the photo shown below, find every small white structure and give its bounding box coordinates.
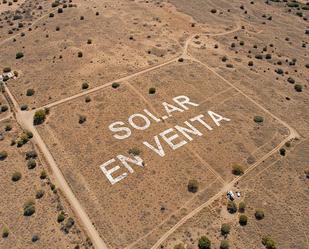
[227,191,235,201]
[236,191,241,197]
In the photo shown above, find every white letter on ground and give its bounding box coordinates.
[162,102,184,116]
[173,95,199,110]
[109,121,131,140]
[128,113,151,130]
[175,121,202,141]
[100,158,127,185]
[190,114,213,130]
[143,136,165,157]
[160,128,187,150]
[117,154,144,173]
[208,110,231,126]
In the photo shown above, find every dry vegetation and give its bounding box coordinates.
[0,0,308,248]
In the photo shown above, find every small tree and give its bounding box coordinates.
[0,151,8,160]
[294,84,303,92]
[305,169,309,178]
[12,171,22,181]
[239,214,248,226]
[23,200,35,216]
[262,235,276,249]
[187,179,199,193]
[198,236,211,249]
[254,116,264,123]
[35,189,45,199]
[112,82,120,88]
[57,212,65,223]
[149,87,156,94]
[16,52,24,59]
[27,159,37,169]
[33,109,47,125]
[78,51,83,57]
[82,82,89,89]
[255,209,265,220]
[26,88,35,96]
[79,115,87,124]
[232,164,244,175]
[227,201,237,213]
[221,223,231,236]
[40,170,47,179]
[238,202,246,213]
[220,240,229,249]
[2,226,9,238]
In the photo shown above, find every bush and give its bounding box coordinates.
[12,171,22,181]
[128,147,141,156]
[187,179,199,193]
[262,235,276,249]
[0,105,8,112]
[265,54,272,59]
[85,96,91,102]
[294,84,303,92]
[0,151,8,160]
[255,54,263,59]
[27,159,37,169]
[57,8,63,13]
[198,236,211,249]
[21,104,28,111]
[57,212,65,223]
[239,214,248,225]
[174,244,185,249]
[65,217,75,229]
[33,109,47,125]
[248,61,253,66]
[149,87,156,94]
[304,169,309,178]
[279,148,286,156]
[275,68,283,74]
[25,151,37,160]
[3,67,11,73]
[40,170,47,179]
[227,201,237,213]
[232,164,244,175]
[23,200,35,216]
[254,116,264,123]
[221,223,231,236]
[238,202,246,213]
[82,82,89,89]
[210,9,217,13]
[5,124,12,131]
[78,51,83,57]
[16,52,24,59]
[287,77,295,84]
[35,189,45,199]
[220,240,229,249]
[31,234,39,242]
[112,82,120,88]
[26,88,35,96]
[79,115,87,124]
[255,209,265,220]
[2,226,9,238]
[87,39,92,44]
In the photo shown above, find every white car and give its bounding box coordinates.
[227,191,235,200]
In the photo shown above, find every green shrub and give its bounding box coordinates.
[27,159,37,169]
[2,226,9,238]
[112,82,120,88]
[254,116,264,123]
[304,169,309,178]
[255,54,263,59]
[79,115,87,124]
[287,77,295,84]
[0,151,8,160]
[128,147,141,156]
[23,200,35,216]
[238,202,246,213]
[149,87,156,94]
[12,171,22,181]
[248,61,253,66]
[221,223,231,236]
[35,190,44,199]
[82,82,89,89]
[279,148,286,156]
[232,164,244,175]
[187,179,199,193]
[57,212,65,223]
[227,201,237,213]
[239,214,248,225]
[5,124,12,131]
[220,240,229,249]
[65,217,75,229]
[40,170,47,179]
[262,235,276,249]
[78,51,83,57]
[198,236,211,249]
[174,244,185,249]
[87,39,92,44]
[33,109,47,125]
[20,104,28,111]
[294,84,303,92]
[16,52,24,59]
[0,105,8,112]
[3,67,11,73]
[255,209,265,220]
[210,9,217,13]
[26,88,35,96]
[85,96,91,102]
[31,234,39,242]
[25,151,37,160]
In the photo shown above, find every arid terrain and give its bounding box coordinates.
[0,0,308,249]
